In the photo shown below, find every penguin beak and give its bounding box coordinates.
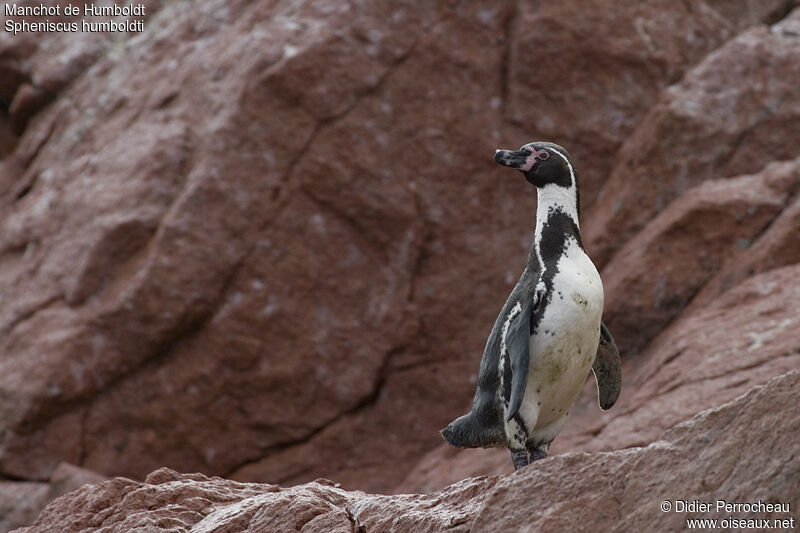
[494,149,531,169]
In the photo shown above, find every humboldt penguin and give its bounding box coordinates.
[441,141,621,469]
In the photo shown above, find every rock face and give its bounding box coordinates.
[0,463,105,532]
[585,9,800,266]
[601,160,800,356]
[18,371,800,532]
[2,0,800,530]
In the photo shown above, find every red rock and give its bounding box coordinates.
[2,0,800,519]
[0,0,157,137]
[18,371,800,532]
[0,481,48,533]
[18,466,497,533]
[585,10,800,266]
[506,0,788,210]
[395,445,511,495]
[1,0,514,492]
[46,462,108,501]
[601,159,800,355]
[690,188,800,312]
[0,463,105,532]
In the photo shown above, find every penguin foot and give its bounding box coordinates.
[511,449,529,470]
[529,445,548,462]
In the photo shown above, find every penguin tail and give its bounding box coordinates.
[440,412,488,449]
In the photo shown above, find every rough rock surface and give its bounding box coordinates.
[506,0,791,208]
[19,371,800,532]
[601,160,800,355]
[3,0,800,530]
[585,8,800,266]
[0,463,105,532]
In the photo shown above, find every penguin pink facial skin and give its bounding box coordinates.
[494,143,550,172]
[520,144,550,171]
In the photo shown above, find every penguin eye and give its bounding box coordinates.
[536,151,550,161]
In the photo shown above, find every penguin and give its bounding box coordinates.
[441,141,621,470]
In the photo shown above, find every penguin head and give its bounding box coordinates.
[494,142,573,188]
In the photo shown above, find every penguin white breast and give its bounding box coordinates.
[521,239,604,431]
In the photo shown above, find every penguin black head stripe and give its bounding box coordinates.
[441,141,620,470]
[495,142,574,187]
[495,142,580,219]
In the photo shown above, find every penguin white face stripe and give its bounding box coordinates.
[546,147,579,225]
[546,147,575,189]
[500,301,523,357]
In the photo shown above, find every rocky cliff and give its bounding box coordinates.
[2,0,799,530]
[17,372,800,532]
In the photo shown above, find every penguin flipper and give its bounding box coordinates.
[505,298,533,421]
[592,321,621,410]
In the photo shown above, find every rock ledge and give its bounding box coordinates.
[18,371,800,532]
